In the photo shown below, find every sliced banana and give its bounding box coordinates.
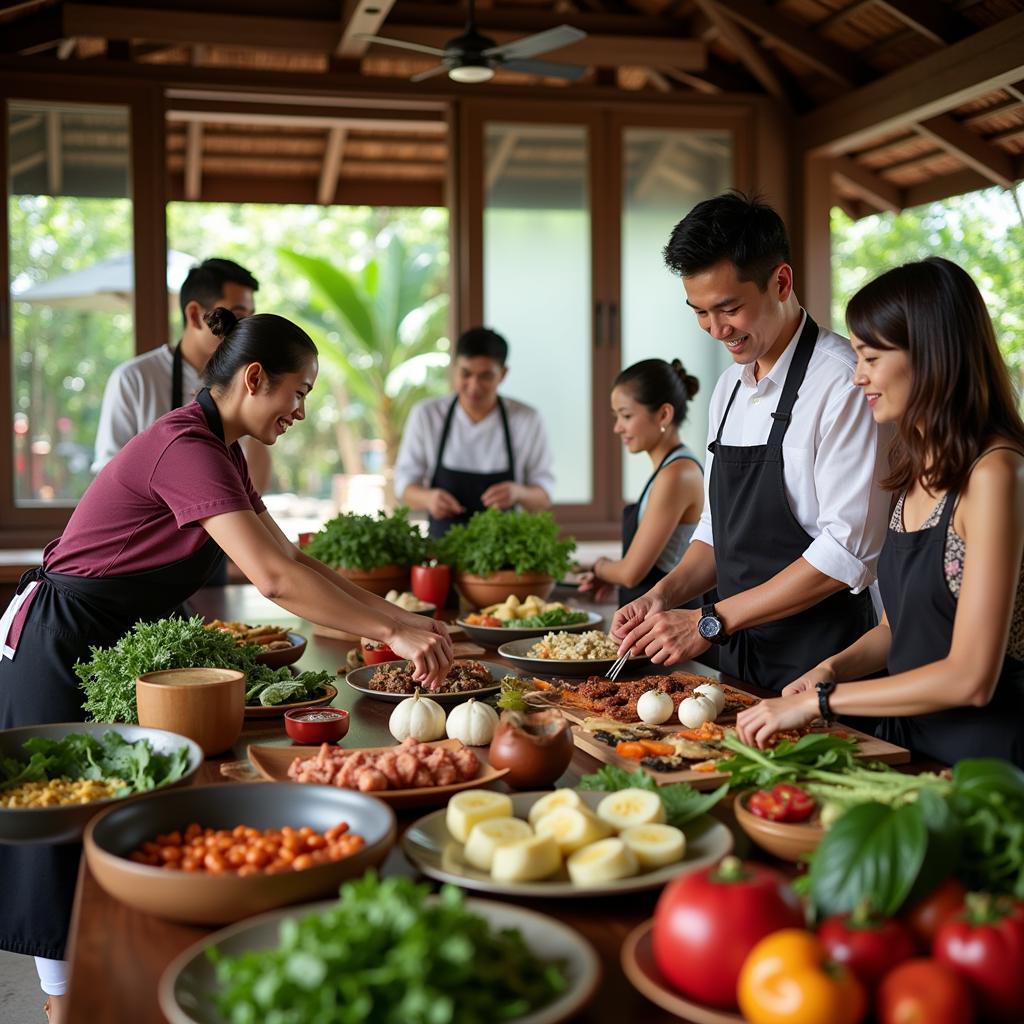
[463,817,534,871]
[527,788,586,825]
[566,837,638,884]
[596,788,666,831]
[534,807,612,855]
[618,824,687,870]
[490,834,563,882]
[446,790,514,843]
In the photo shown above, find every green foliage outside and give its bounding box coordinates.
[832,186,1024,388]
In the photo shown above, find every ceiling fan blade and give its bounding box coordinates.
[501,58,588,81]
[357,34,446,57]
[409,64,451,83]
[483,25,585,61]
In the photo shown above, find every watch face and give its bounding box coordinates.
[698,615,721,641]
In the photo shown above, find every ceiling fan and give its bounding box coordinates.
[359,0,588,84]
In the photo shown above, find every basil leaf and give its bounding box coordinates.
[808,801,928,918]
[577,766,727,827]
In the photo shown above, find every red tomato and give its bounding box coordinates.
[818,912,916,991]
[748,783,817,823]
[651,856,805,1009]
[904,877,967,949]
[876,959,974,1024]
[410,563,450,609]
[933,895,1024,1022]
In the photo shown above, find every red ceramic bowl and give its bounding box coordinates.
[361,640,401,665]
[283,708,349,745]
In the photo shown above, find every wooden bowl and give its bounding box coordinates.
[84,782,396,925]
[253,632,307,669]
[454,570,555,609]
[334,564,410,597]
[733,790,826,862]
[136,668,245,758]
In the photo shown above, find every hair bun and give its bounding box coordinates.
[204,306,238,339]
[670,359,700,399]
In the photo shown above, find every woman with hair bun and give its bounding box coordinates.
[0,306,452,1022]
[737,258,1024,765]
[579,358,704,607]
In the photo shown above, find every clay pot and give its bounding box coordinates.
[334,564,410,597]
[454,570,554,610]
[487,708,574,789]
[136,668,245,757]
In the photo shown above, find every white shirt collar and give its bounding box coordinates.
[739,309,808,391]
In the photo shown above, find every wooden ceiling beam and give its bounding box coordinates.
[317,126,347,204]
[832,155,902,213]
[913,113,1017,189]
[337,0,398,59]
[183,120,202,200]
[801,11,1024,154]
[902,166,1006,208]
[0,6,61,54]
[46,109,61,194]
[875,0,974,46]
[710,0,868,87]
[387,4,676,36]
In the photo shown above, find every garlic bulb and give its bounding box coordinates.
[389,690,446,742]
[693,683,726,717]
[445,698,499,746]
[677,694,717,729]
[636,689,674,725]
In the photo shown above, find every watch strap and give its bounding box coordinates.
[816,679,837,723]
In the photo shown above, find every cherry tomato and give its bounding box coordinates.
[876,959,974,1024]
[748,783,817,823]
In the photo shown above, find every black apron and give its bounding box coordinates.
[876,482,1024,766]
[708,315,876,692]
[619,446,702,608]
[174,344,227,586]
[428,397,515,540]
[0,389,228,959]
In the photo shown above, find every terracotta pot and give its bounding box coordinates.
[488,708,574,789]
[136,668,245,757]
[454,570,555,610]
[334,563,410,597]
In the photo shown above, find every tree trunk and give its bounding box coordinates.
[331,381,366,475]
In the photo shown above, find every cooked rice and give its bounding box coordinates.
[527,630,620,660]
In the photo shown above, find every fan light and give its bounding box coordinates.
[449,64,495,83]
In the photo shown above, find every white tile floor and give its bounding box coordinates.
[0,950,45,1023]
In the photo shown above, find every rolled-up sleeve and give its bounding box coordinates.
[802,384,891,592]
[519,410,555,498]
[393,402,431,499]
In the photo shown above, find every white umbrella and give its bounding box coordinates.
[12,250,197,312]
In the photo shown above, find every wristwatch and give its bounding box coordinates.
[697,604,728,645]
[816,678,837,723]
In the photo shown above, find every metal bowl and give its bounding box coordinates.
[84,782,396,924]
[456,611,604,648]
[0,722,203,845]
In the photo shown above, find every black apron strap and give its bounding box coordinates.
[430,397,459,485]
[171,342,184,410]
[496,397,516,480]
[767,314,819,447]
[195,387,226,442]
[711,381,743,450]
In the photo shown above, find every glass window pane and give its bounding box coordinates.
[620,128,732,501]
[483,123,591,505]
[8,101,133,506]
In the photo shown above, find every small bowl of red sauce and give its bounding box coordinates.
[284,707,349,745]
[361,639,401,665]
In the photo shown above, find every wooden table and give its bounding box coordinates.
[62,585,762,1024]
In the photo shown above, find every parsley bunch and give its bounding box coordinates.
[435,508,576,579]
[302,506,428,570]
[579,765,727,828]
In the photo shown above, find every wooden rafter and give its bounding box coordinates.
[336,0,398,59]
[184,120,202,200]
[0,5,61,54]
[832,155,902,213]
[46,109,61,194]
[692,0,786,102]
[484,131,518,192]
[913,114,1017,189]
[875,1,974,46]
[317,126,347,204]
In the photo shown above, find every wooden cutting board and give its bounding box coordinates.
[571,722,911,791]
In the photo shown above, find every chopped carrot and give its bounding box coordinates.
[691,760,720,772]
[638,740,676,757]
[615,741,649,760]
[676,722,725,742]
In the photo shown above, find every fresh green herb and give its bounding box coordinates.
[0,731,190,794]
[75,616,329,722]
[578,764,728,828]
[302,506,428,570]
[248,671,332,708]
[434,508,576,579]
[208,873,568,1023]
[497,675,531,712]
[509,609,589,629]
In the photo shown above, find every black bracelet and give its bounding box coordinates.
[816,679,837,723]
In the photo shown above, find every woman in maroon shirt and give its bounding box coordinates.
[0,308,452,1023]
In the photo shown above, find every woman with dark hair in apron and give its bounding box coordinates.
[737,258,1024,767]
[0,308,452,1022]
[578,358,704,608]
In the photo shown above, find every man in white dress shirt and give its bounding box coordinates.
[613,192,891,692]
[395,327,555,539]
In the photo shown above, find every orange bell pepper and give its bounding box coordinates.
[737,929,867,1024]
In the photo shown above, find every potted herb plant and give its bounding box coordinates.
[301,506,428,596]
[434,508,576,609]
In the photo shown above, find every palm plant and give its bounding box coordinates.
[278,231,450,470]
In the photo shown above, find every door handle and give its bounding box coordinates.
[608,300,619,348]
[593,300,605,348]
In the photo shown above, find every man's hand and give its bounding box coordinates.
[781,664,835,698]
[736,690,819,749]
[621,607,711,665]
[481,481,521,510]
[611,591,665,645]
[427,488,465,520]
